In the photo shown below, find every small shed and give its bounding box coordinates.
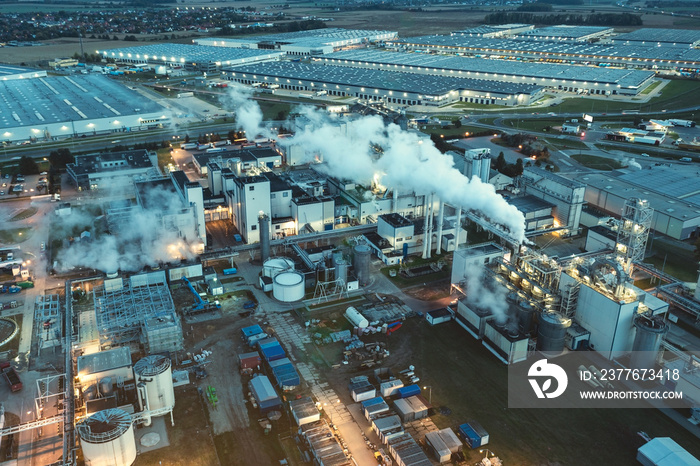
[362,397,390,420]
[393,398,415,422]
[238,351,261,370]
[425,431,452,463]
[249,375,281,414]
[289,397,320,426]
[207,278,224,296]
[405,396,428,420]
[458,421,489,449]
[349,379,376,402]
[379,379,403,398]
[260,275,273,292]
[426,307,454,326]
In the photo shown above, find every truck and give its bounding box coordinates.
[1,362,22,392]
[196,143,212,151]
[680,157,693,162]
[16,281,34,289]
[669,119,696,127]
[180,142,198,150]
[634,136,661,146]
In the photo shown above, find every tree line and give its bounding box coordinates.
[484,12,643,26]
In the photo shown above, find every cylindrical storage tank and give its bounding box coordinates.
[509,271,521,287]
[262,257,294,279]
[630,316,667,370]
[273,271,305,302]
[228,157,242,176]
[77,408,137,466]
[99,377,113,397]
[521,279,532,294]
[106,271,119,279]
[353,244,371,287]
[537,312,571,355]
[335,260,349,285]
[345,306,369,329]
[532,286,544,299]
[517,301,535,334]
[134,355,175,425]
[82,384,97,401]
[259,214,270,263]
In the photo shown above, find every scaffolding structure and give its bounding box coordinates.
[312,278,348,304]
[93,282,183,353]
[616,198,653,273]
[34,295,62,356]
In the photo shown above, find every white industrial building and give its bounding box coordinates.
[0,64,47,81]
[319,50,655,96]
[66,149,160,191]
[516,25,614,42]
[98,43,284,73]
[452,24,534,38]
[0,75,169,143]
[580,168,700,240]
[195,28,397,56]
[222,61,544,107]
[521,167,586,236]
[612,28,700,48]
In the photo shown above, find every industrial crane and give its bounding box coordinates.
[181,276,221,314]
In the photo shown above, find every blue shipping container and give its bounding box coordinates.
[261,344,285,362]
[458,422,489,449]
[397,384,421,399]
[361,397,385,408]
[241,325,263,338]
[223,268,237,275]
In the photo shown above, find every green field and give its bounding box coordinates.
[571,153,625,171]
[0,227,31,244]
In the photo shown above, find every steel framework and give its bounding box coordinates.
[616,198,653,273]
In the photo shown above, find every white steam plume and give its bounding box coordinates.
[463,260,509,324]
[222,83,273,140]
[623,157,642,170]
[224,95,526,242]
[56,186,200,273]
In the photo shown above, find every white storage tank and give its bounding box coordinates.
[273,271,305,302]
[345,306,369,329]
[134,355,175,426]
[77,408,137,466]
[262,257,295,279]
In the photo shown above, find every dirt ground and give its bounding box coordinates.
[402,277,451,301]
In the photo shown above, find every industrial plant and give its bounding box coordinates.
[1,18,700,466]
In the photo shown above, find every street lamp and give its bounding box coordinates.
[423,386,432,405]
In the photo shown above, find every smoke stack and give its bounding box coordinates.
[435,200,444,254]
[258,213,270,262]
[393,188,399,214]
[454,206,462,248]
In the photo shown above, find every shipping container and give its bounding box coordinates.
[458,421,489,449]
[261,343,286,362]
[396,384,421,399]
[223,268,237,275]
[238,351,261,370]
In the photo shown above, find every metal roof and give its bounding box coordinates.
[77,346,131,376]
[68,150,155,176]
[202,28,397,48]
[518,25,612,40]
[509,194,556,213]
[390,35,700,66]
[637,437,699,466]
[249,375,278,402]
[0,75,164,130]
[99,43,284,65]
[614,28,700,46]
[323,50,654,89]
[227,61,541,96]
[617,166,700,206]
[0,64,45,78]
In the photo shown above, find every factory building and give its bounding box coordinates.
[98,43,284,73]
[320,50,654,96]
[452,24,534,38]
[222,61,544,106]
[611,28,700,48]
[516,25,614,42]
[170,171,207,247]
[0,75,169,143]
[580,169,700,240]
[508,195,556,234]
[521,167,586,236]
[0,64,47,81]
[463,148,491,183]
[387,34,700,72]
[195,28,397,56]
[193,147,283,176]
[66,149,160,191]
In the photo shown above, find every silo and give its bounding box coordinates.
[77,408,137,466]
[537,312,572,355]
[335,259,349,285]
[353,244,371,287]
[99,377,113,398]
[272,271,305,302]
[262,257,294,278]
[479,153,490,183]
[134,355,175,427]
[516,301,535,334]
[630,316,667,370]
[259,213,270,262]
[228,157,242,176]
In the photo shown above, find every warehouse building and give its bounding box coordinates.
[195,28,397,56]
[452,24,534,38]
[66,149,160,191]
[516,25,614,42]
[387,35,700,72]
[612,28,700,48]
[0,75,169,143]
[222,61,544,106]
[320,50,654,96]
[581,169,700,240]
[0,64,47,81]
[98,43,284,73]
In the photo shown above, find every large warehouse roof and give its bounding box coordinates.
[613,28,700,46]
[98,43,283,65]
[322,50,654,89]
[0,64,46,80]
[226,61,541,96]
[200,28,397,48]
[389,35,700,65]
[517,25,613,40]
[617,167,700,206]
[0,75,164,131]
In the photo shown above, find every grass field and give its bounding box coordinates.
[0,227,31,244]
[9,207,37,221]
[571,153,625,170]
[389,319,700,465]
[544,137,590,150]
[643,239,698,283]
